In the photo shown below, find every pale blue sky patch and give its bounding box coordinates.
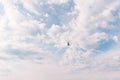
[5,48,36,56]
[16,0,76,29]
[37,0,76,27]
[98,27,119,36]
[95,39,116,52]
[0,3,4,14]
[31,27,42,36]
[108,9,120,26]
[16,2,41,20]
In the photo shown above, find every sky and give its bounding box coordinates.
[0,0,120,80]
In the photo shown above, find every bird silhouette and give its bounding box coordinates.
[67,42,70,46]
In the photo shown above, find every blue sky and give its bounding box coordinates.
[0,0,120,80]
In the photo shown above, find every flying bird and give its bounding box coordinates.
[67,42,70,46]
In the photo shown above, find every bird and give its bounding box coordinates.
[67,42,70,46]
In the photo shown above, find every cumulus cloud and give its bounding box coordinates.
[0,0,120,80]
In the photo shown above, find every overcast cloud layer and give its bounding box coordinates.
[0,0,120,80]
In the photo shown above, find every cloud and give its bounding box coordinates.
[47,0,69,4]
[0,0,120,80]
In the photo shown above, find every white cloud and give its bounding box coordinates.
[59,0,120,79]
[0,0,120,80]
[47,0,69,4]
[113,35,119,43]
